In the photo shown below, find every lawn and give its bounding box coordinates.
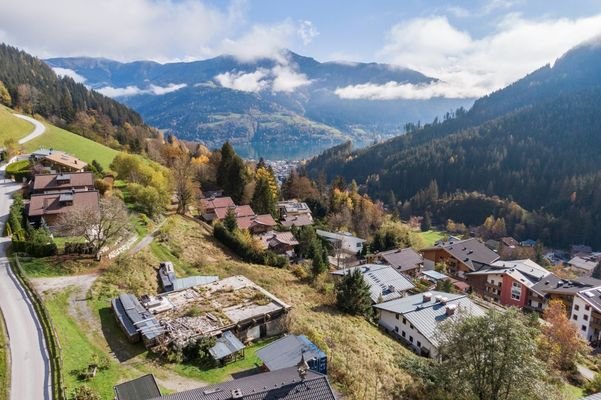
[0,308,9,400]
[0,105,33,143]
[417,230,446,248]
[23,123,119,170]
[18,256,96,278]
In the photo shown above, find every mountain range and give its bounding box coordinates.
[46,51,471,158]
[306,39,601,248]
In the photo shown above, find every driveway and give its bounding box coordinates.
[14,114,46,144]
[0,169,52,399]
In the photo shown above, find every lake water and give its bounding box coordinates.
[231,141,342,161]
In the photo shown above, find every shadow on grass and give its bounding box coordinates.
[98,306,146,362]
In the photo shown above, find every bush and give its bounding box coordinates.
[12,240,57,257]
[5,160,32,182]
[213,224,288,268]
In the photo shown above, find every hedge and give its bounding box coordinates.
[12,240,58,257]
[214,224,288,268]
[5,160,31,182]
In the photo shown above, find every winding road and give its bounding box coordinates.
[14,114,46,144]
[0,116,52,399]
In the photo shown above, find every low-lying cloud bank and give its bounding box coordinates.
[96,83,187,97]
[335,80,485,100]
[214,64,310,93]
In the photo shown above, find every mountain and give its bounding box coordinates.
[305,39,601,248]
[0,43,157,152]
[46,51,471,155]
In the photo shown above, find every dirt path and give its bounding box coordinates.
[13,114,46,144]
[128,219,167,256]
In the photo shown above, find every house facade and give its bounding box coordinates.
[421,238,499,280]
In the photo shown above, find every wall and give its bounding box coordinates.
[378,309,437,358]
[571,296,593,341]
[499,275,527,308]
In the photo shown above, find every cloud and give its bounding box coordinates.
[97,83,187,97]
[298,20,319,46]
[335,81,485,100]
[219,22,295,63]
[271,65,311,92]
[214,69,269,92]
[52,67,86,83]
[371,14,601,100]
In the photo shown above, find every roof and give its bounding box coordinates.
[500,237,519,248]
[114,374,161,400]
[577,288,601,314]
[569,256,598,272]
[214,205,255,220]
[173,276,219,292]
[209,331,245,360]
[537,276,601,296]
[374,291,486,347]
[43,152,87,169]
[331,264,414,303]
[256,335,325,372]
[149,368,336,400]
[423,238,499,271]
[379,248,423,272]
[112,294,163,341]
[28,191,100,217]
[316,230,365,245]
[257,231,299,249]
[421,270,448,281]
[236,214,277,230]
[281,214,314,228]
[490,259,550,280]
[581,392,601,400]
[200,197,235,211]
[278,200,312,215]
[32,172,94,192]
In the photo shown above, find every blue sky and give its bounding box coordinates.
[2,0,601,99]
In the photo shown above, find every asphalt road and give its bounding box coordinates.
[0,171,52,399]
[14,114,46,144]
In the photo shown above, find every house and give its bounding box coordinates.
[235,213,277,234]
[374,291,486,358]
[30,148,63,161]
[581,393,601,400]
[257,231,299,256]
[256,334,327,374]
[158,262,218,293]
[572,244,593,257]
[31,172,95,194]
[331,264,415,303]
[27,190,100,227]
[421,238,500,280]
[137,276,290,348]
[568,256,598,274]
[316,229,366,255]
[500,237,519,249]
[377,248,423,277]
[111,294,164,346]
[140,367,337,400]
[114,374,161,400]
[421,270,449,284]
[466,259,552,311]
[200,196,235,222]
[213,204,255,221]
[41,151,87,172]
[278,200,314,227]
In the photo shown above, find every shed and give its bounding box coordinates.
[114,374,161,400]
[209,331,246,363]
[256,334,327,375]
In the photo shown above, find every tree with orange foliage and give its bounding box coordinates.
[540,299,588,371]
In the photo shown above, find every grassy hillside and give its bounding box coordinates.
[0,105,34,142]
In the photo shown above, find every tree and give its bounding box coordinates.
[0,80,11,106]
[223,207,238,232]
[70,385,101,400]
[172,153,197,214]
[534,241,545,266]
[539,299,588,371]
[58,196,130,256]
[421,211,432,231]
[252,166,278,216]
[435,309,551,400]
[335,268,372,317]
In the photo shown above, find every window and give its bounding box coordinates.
[584,315,589,321]
[394,326,398,332]
[410,324,414,329]
[586,305,591,311]
[582,325,587,331]
[511,281,521,300]
[403,318,406,325]
[356,243,362,248]
[395,313,399,320]
[409,336,414,343]
[575,305,580,311]
[573,314,578,320]
[417,341,421,348]
[402,331,406,338]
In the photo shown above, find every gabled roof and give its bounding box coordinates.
[256,335,325,372]
[581,393,601,400]
[374,291,485,347]
[149,367,336,400]
[214,205,255,220]
[114,374,161,400]
[281,214,314,228]
[421,270,448,281]
[423,238,499,271]
[28,191,99,217]
[379,248,423,272]
[577,288,601,314]
[237,214,277,230]
[209,331,245,361]
[257,231,299,249]
[490,259,550,280]
[43,152,87,169]
[536,276,601,296]
[316,230,365,245]
[32,172,94,192]
[200,196,235,211]
[331,264,414,303]
[568,256,598,272]
[500,237,519,248]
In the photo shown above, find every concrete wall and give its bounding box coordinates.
[378,309,437,358]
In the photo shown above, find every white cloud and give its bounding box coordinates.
[220,22,295,63]
[97,83,187,97]
[52,67,87,83]
[369,14,601,100]
[298,20,319,46]
[214,69,269,92]
[335,81,485,100]
[271,65,311,92]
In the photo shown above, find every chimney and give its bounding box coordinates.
[423,292,432,302]
[446,304,458,316]
[435,295,443,303]
[231,389,243,399]
[441,297,449,305]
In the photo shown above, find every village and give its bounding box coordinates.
[3,140,601,400]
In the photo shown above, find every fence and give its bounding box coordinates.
[12,256,67,400]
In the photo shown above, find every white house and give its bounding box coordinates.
[330,264,414,303]
[316,229,366,254]
[374,291,485,358]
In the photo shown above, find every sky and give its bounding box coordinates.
[2,0,601,99]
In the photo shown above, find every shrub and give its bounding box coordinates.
[5,160,31,181]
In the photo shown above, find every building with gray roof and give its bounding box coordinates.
[374,291,485,357]
[115,374,161,400]
[377,248,423,276]
[331,264,414,303]
[111,294,163,346]
[421,238,499,279]
[209,331,246,363]
[256,334,327,375]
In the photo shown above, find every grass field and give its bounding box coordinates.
[22,123,118,170]
[417,230,446,248]
[0,105,33,143]
[0,308,9,400]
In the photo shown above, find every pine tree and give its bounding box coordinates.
[421,211,432,231]
[252,166,279,216]
[223,208,238,232]
[336,268,373,316]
